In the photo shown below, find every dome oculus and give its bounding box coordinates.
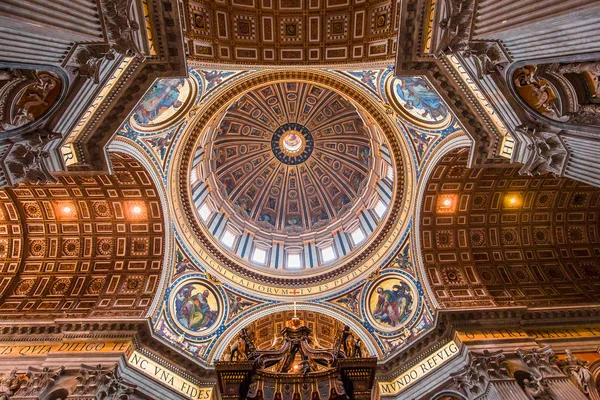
[272,123,314,165]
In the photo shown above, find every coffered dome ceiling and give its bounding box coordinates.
[211,82,373,235]
[189,78,400,277]
[184,0,399,65]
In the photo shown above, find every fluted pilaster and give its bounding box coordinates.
[473,0,600,60]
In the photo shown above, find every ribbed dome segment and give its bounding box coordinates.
[210,82,373,235]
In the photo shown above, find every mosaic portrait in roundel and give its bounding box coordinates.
[368,277,416,331]
[390,77,449,125]
[132,78,190,127]
[173,283,220,333]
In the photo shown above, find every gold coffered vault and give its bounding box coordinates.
[0,0,600,399]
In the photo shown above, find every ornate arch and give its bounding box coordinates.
[209,302,383,363]
[412,133,473,310]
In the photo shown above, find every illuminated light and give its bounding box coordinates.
[509,197,517,204]
[321,246,336,263]
[63,206,72,214]
[221,229,237,249]
[351,228,366,246]
[198,203,212,222]
[252,248,267,264]
[132,206,142,214]
[287,253,301,269]
[443,199,452,207]
[374,199,388,219]
[502,20,508,24]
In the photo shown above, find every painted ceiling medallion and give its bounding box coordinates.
[367,276,418,333]
[129,77,197,133]
[271,123,314,165]
[169,278,223,337]
[385,76,451,128]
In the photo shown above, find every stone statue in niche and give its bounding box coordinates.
[555,350,592,396]
[514,66,565,121]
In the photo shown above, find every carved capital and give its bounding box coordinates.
[0,369,27,399]
[516,346,562,379]
[516,124,568,177]
[13,366,64,398]
[71,364,118,397]
[94,368,136,400]
[451,349,510,399]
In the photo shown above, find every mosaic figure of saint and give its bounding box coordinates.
[133,79,185,125]
[372,282,413,327]
[175,285,218,331]
[395,78,447,121]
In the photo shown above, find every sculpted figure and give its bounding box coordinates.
[0,369,25,400]
[557,350,592,395]
[517,126,567,177]
[439,0,475,53]
[523,376,551,400]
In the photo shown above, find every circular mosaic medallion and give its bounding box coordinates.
[386,75,451,128]
[271,123,314,165]
[169,279,223,336]
[130,77,197,133]
[366,276,418,332]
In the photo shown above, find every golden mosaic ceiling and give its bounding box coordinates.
[184,0,399,65]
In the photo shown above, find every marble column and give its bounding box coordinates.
[472,0,600,61]
[0,0,103,65]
